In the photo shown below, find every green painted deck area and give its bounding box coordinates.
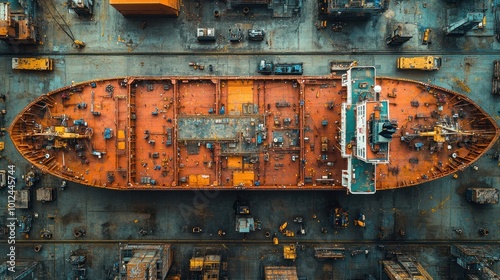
[344,67,377,193]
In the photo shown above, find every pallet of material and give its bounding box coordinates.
[466,188,499,204]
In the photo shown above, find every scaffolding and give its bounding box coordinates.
[381,256,433,280]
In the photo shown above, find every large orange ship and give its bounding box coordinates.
[9,67,500,193]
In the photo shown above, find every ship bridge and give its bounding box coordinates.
[341,67,394,194]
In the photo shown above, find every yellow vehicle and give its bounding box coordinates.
[397,56,441,71]
[279,222,288,232]
[354,214,366,227]
[273,233,279,245]
[12,58,53,71]
[422,29,432,44]
[283,245,297,260]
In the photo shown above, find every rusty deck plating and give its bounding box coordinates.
[9,70,500,192]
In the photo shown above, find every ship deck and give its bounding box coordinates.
[2,0,500,278]
[10,74,499,192]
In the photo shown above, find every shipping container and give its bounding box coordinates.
[110,0,180,16]
[397,56,441,70]
[12,58,53,71]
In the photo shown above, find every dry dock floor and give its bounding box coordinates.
[1,0,500,278]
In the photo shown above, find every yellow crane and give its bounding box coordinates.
[37,0,85,49]
[418,125,474,143]
[30,127,92,139]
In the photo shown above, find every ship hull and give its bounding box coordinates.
[9,75,500,191]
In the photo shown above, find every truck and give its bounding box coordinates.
[257,60,303,75]
[466,188,499,204]
[12,58,53,71]
[396,56,441,71]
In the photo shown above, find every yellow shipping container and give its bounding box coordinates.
[12,58,53,71]
[396,56,442,71]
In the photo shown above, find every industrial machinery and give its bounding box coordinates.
[12,58,53,71]
[68,0,94,17]
[330,208,349,228]
[274,63,303,75]
[73,40,86,49]
[279,222,288,232]
[283,245,297,260]
[386,26,412,46]
[444,12,484,35]
[18,214,32,233]
[353,214,366,227]
[422,28,432,44]
[466,188,499,204]
[14,189,30,209]
[37,1,86,49]
[229,28,243,42]
[496,7,500,41]
[314,247,346,259]
[397,56,442,71]
[278,222,295,236]
[0,2,39,45]
[197,28,216,41]
[234,200,255,233]
[192,226,203,233]
[330,60,358,73]
[319,0,386,20]
[273,233,279,245]
[36,188,54,203]
[0,169,5,188]
[248,29,265,41]
[258,60,303,75]
[257,60,274,74]
[493,60,500,95]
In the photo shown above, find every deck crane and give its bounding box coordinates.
[402,124,477,151]
[418,125,475,143]
[37,0,86,49]
[29,129,92,140]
